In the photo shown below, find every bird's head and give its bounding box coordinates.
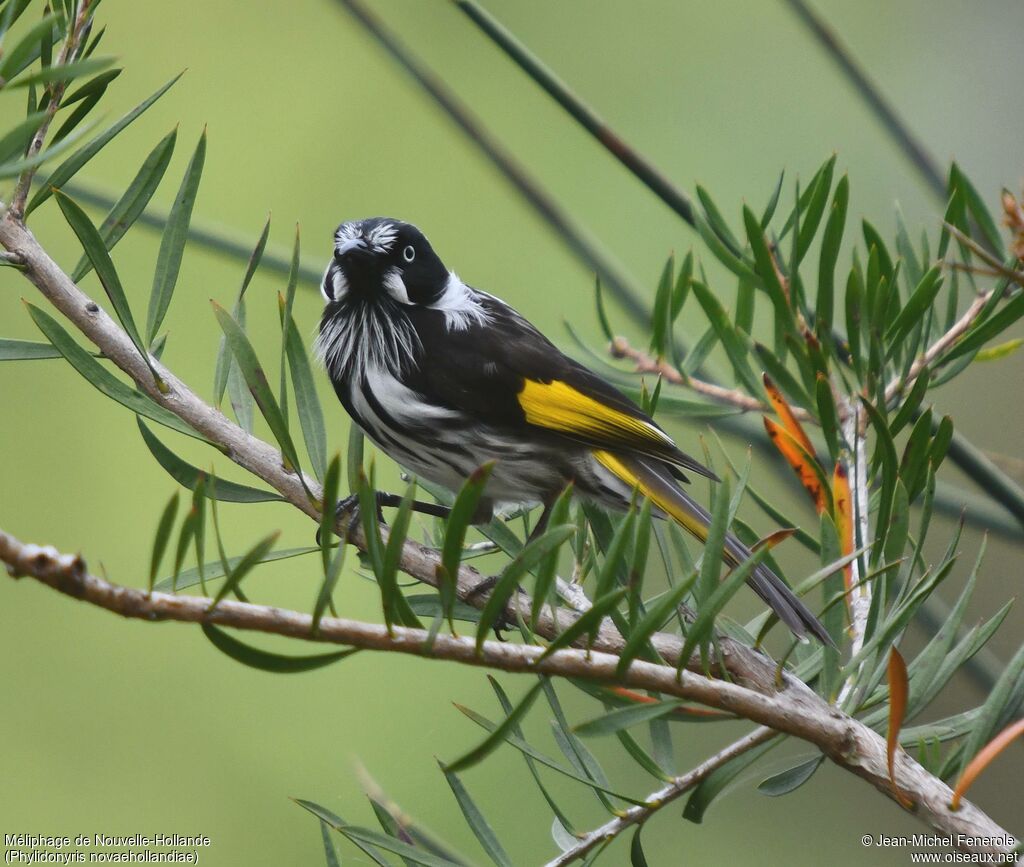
[321,217,449,308]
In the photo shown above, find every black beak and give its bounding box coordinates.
[335,237,371,261]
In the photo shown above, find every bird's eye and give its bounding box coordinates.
[402,245,416,263]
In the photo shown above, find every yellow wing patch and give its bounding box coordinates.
[518,379,674,452]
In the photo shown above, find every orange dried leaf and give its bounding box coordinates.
[764,417,828,514]
[763,373,815,456]
[951,717,1024,811]
[832,461,855,596]
[886,647,914,809]
[751,527,798,552]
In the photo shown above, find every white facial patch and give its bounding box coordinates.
[428,272,490,330]
[320,262,349,303]
[382,266,411,304]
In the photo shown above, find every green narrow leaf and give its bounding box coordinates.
[649,254,675,358]
[380,480,424,630]
[201,624,355,674]
[616,569,698,677]
[226,300,254,432]
[7,54,114,89]
[886,265,943,351]
[293,802,390,867]
[190,477,207,595]
[444,681,544,774]
[476,524,575,653]
[440,765,512,867]
[757,756,823,796]
[346,424,364,494]
[573,699,685,737]
[70,127,178,282]
[440,463,493,629]
[28,72,182,215]
[696,185,742,257]
[958,641,1024,775]
[155,545,319,593]
[531,485,573,629]
[211,301,306,483]
[949,163,1004,255]
[594,276,613,341]
[214,216,271,404]
[816,175,849,339]
[0,13,57,84]
[760,170,786,229]
[318,454,342,571]
[284,306,328,482]
[0,337,63,360]
[0,110,47,164]
[630,827,650,867]
[742,206,791,320]
[320,821,341,867]
[944,292,1024,362]
[278,224,301,430]
[683,738,778,822]
[25,302,198,439]
[694,474,731,608]
[689,279,763,398]
[148,491,179,592]
[537,589,628,662]
[137,417,282,502]
[683,543,769,669]
[147,128,206,343]
[209,531,280,610]
[53,189,162,385]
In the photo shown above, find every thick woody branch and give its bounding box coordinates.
[0,213,1017,853]
[1,527,1018,856]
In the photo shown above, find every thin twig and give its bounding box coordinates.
[452,0,696,227]
[0,526,1018,857]
[9,1,92,218]
[545,728,777,867]
[883,289,993,406]
[608,335,784,416]
[781,0,946,202]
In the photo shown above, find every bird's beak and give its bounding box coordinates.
[335,237,370,259]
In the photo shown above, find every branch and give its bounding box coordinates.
[9,1,93,218]
[545,727,777,867]
[838,403,871,706]
[883,288,994,406]
[0,211,1018,852]
[608,335,790,417]
[1,526,1017,856]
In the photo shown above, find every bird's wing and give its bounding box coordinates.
[405,294,717,481]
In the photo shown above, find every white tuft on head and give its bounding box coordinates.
[429,272,490,331]
[334,220,400,256]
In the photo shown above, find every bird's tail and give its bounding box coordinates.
[593,450,833,646]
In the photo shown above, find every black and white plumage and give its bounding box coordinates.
[316,217,831,644]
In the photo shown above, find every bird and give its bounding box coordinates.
[315,216,832,645]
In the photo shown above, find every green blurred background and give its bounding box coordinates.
[2,1,1022,864]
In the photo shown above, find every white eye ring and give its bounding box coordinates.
[402,245,416,263]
